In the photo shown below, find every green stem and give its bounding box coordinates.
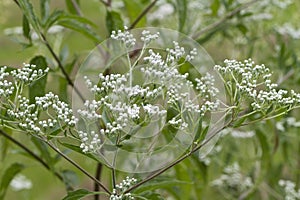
[129,0,158,29]
[192,0,259,40]
[44,139,111,194]
[125,120,232,193]
[0,130,71,190]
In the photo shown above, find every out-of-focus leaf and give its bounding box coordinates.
[57,15,101,43]
[61,170,79,190]
[58,58,76,102]
[0,137,9,161]
[106,10,124,35]
[176,0,187,32]
[0,163,25,199]
[22,14,31,41]
[134,177,191,194]
[256,128,270,166]
[237,24,248,35]
[210,0,220,16]
[40,0,50,23]
[65,0,80,15]
[135,192,165,200]
[17,0,41,38]
[123,0,147,27]
[29,56,48,104]
[62,189,95,200]
[31,136,54,169]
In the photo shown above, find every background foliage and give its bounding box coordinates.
[1,0,300,199]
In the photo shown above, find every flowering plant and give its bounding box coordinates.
[2,0,300,199]
[1,28,300,199]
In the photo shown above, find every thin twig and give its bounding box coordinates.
[45,139,111,194]
[99,0,110,7]
[13,1,85,102]
[192,0,259,40]
[0,130,71,189]
[71,0,83,16]
[129,0,158,30]
[94,164,103,200]
[125,121,231,193]
[40,33,85,102]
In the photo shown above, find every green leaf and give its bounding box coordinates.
[58,58,76,102]
[43,10,64,31]
[237,24,248,35]
[256,128,270,165]
[106,10,124,35]
[232,116,247,128]
[123,0,147,27]
[57,15,101,43]
[31,136,54,169]
[29,56,48,104]
[17,0,41,38]
[58,14,98,28]
[210,0,220,16]
[134,177,191,194]
[65,0,80,15]
[40,0,50,23]
[0,136,9,161]
[176,0,187,32]
[22,14,31,41]
[61,170,79,191]
[59,142,103,163]
[62,189,94,200]
[0,163,25,199]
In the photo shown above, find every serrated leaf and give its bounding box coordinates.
[176,0,187,32]
[29,56,48,104]
[62,189,94,200]
[106,10,124,35]
[0,163,25,199]
[17,0,41,38]
[22,14,31,41]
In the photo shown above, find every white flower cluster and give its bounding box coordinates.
[211,162,253,193]
[215,59,300,111]
[35,92,77,127]
[279,179,300,200]
[111,26,136,48]
[11,63,49,84]
[110,177,137,200]
[7,95,40,133]
[78,29,221,153]
[141,30,159,44]
[276,117,300,132]
[7,92,77,134]
[79,130,100,153]
[0,66,14,97]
